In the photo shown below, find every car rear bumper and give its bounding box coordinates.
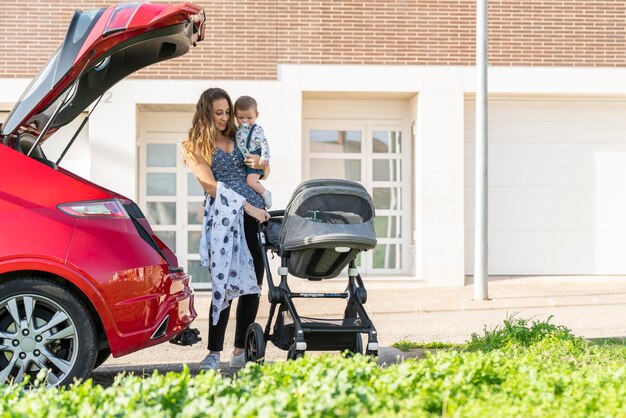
[108,271,197,357]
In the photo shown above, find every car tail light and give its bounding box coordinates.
[103,3,141,35]
[58,199,129,218]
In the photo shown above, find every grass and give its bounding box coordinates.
[464,314,583,352]
[2,316,625,417]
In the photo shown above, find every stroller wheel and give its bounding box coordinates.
[345,334,363,357]
[245,323,266,364]
[287,343,304,360]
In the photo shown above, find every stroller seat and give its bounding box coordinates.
[278,179,377,280]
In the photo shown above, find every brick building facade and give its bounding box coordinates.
[1,1,625,80]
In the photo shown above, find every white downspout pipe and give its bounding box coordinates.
[474,0,489,300]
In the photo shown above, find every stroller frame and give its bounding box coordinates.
[244,210,379,362]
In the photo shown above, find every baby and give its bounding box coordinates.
[234,95,272,209]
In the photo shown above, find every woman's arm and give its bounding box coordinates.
[243,201,271,222]
[188,152,218,197]
[189,151,270,222]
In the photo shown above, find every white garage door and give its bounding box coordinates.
[465,97,626,274]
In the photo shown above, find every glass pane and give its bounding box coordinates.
[146,202,176,225]
[373,244,400,269]
[147,173,176,196]
[373,187,401,210]
[187,172,204,196]
[188,202,204,225]
[373,130,401,154]
[310,130,361,153]
[310,159,361,181]
[374,216,401,238]
[155,231,176,251]
[188,231,201,253]
[373,159,401,181]
[147,144,176,167]
[188,260,210,283]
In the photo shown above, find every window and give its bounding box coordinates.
[139,110,210,289]
[304,110,410,275]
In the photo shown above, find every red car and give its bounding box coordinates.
[0,3,205,387]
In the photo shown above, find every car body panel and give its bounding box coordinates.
[0,142,197,356]
[0,257,119,341]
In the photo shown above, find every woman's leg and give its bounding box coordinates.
[200,302,232,370]
[232,213,265,352]
[208,302,231,353]
[244,213,265,286]
[233,294,261,350]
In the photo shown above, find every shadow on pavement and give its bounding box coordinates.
[90,362,237,387]
[89,346,424,388]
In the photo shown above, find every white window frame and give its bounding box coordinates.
[138,111,210,289]
[303,115,411,275]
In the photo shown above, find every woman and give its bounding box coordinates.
[182,87,270,370]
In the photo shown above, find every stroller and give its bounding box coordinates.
[244,179,379,361]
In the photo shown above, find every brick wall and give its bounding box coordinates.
[0,1,624,80]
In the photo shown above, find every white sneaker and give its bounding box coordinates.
[199,353,220,371]
[261,189,272,209]
[229,352,246,368]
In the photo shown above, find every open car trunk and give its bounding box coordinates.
[1,2,205,162]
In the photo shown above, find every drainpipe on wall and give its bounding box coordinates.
[474,0,490,300]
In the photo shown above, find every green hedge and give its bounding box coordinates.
[2,319,626,417]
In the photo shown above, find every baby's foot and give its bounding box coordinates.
[261,189,272,209]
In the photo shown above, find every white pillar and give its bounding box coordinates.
[89,83,138,199]
[417,80,465,286]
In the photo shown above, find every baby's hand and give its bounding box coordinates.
[259,159,269,168]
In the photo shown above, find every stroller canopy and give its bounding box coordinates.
[289,179,373,223]
[279,179,377,279]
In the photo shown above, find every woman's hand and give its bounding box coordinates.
[244,154,263,170]
[245,153,270,179]
[244,202,271,223]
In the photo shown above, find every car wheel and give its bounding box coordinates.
[0,277,97,388]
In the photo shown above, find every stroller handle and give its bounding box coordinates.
[268,210,285,217]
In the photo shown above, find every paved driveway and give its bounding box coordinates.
[92,276,626,386]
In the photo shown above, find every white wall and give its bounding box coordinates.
[5,65,626,285]
[88,80,302,211]
[0,79,90,178]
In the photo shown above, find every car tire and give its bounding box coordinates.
[93,347,112,370]
[0,277,98,387]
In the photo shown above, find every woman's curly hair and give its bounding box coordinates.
[182,88,236,167]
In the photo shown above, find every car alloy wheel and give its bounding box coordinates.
[0,278,97,388]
